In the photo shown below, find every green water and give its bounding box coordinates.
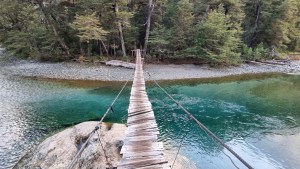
[0,74,299,169]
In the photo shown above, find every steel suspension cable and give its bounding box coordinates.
[67,79,130,169]
[146,72,253,169]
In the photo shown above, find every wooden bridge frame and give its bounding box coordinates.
[118,49,170,168]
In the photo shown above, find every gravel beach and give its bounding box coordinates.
[1,56,300,81]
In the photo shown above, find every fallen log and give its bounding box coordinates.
[105,60,135,69]
[257,60,289,65]
[245,60,289,66]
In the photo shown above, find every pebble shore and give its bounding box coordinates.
[1,55,300,81]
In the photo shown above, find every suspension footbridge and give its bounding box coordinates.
[68,49,253,169]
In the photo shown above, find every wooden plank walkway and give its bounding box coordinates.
[118,49,170,169]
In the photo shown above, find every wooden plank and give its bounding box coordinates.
[121,142,164,154]
[127,119,157,125]
[127,117,157,125]
[126,129,159,135]
[125,131,159,137]
[122,150,164,158]
[124,135,158,141]
[118,158,168,169]
[127,122,157,129]
[128,108,153,114]
[128,106,152,112]
[137,163,170,169]
[127,113,155,120]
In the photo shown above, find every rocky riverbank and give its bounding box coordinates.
[13,122,197,169]
[1,58,300,81]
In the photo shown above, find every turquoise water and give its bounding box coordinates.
[0,74,299,169]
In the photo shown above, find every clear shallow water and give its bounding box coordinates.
[0,73,299,169]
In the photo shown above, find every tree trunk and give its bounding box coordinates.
[79,42,84,55]
[114,1,126,57]
[250,1,261,47]
[204,5,210,19]
[100,40,108,55]
[37,0,70,56]
[99,41,102,56]
[113,37,116,56]
[143,0,154,57]
[87,42,91,58]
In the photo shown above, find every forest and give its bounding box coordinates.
[0,0,300,65]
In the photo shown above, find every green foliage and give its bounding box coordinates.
[241,43,267,61]
[70,13,108,43]
[148,26,171,58]
[0,1,39,58]
[170,0,194,51]
[253,43,267,60]
[0,0,299,64]
[243,0,300,51]
[3,31,33,58]
[196,5,241,65]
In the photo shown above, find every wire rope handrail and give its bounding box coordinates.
[146,72,254,169]
[66,79,130,169]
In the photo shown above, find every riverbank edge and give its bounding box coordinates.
[1,59,300,82]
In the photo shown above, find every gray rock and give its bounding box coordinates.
[13,122,197,169]
[13,122,126,169]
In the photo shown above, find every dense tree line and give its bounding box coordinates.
[0,0,299,65]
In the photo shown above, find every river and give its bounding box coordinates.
[0,72,299,169]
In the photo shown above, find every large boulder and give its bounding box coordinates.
[13,121,197,169]
[13,122,126,169]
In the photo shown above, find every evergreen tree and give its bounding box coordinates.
[0,0,299,63]
[148,25,170,59]
[285,0,300,51]
[170,0,194,53]
[243,0,300,53]
[0,0,51,58]
[197,5,241,65]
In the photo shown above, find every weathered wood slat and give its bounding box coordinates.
[124,135,158,141]
[125,131,160,137]
[137,163,170,169]
[118,157,168,168]
[126,128,159,135]
[118,49,170,169]
[122,151,164,158]
[120,142,164,154]
[127,122,157,129]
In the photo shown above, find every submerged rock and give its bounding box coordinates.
[13,121,197,169]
